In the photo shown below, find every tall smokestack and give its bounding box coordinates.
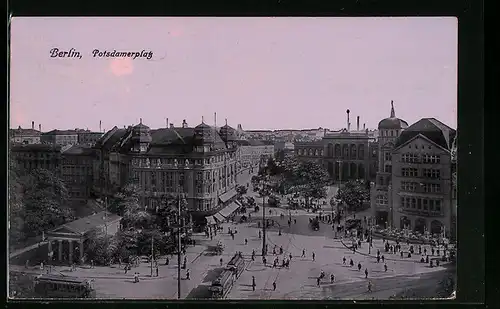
[39,124,41,132]
[99,120,102,132]
[166,118,169,128]
[363,123,366,130]
[346,109,350,131]
[32,121,34,130]
[357,116,360,131]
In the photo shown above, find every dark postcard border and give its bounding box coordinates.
[5,0,485,307]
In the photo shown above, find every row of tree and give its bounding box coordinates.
[9,158,75,248]
[84,183,192,265]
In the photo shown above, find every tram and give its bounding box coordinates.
[33,274,96,298]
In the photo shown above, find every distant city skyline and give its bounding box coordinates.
[10,17,457,132]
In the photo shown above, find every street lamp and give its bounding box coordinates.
[260,175,270,256]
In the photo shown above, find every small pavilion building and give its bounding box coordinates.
[46,211,121,265]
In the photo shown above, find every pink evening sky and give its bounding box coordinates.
[9,17,457,132]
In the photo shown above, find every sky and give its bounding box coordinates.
[10,17,457,132]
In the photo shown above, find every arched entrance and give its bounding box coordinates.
[400,216,411,230]
[327,162,334,178]
[358,163,365,179]
[341,162,348,180]
[430,220,443,236]
[327,143,334,157]
[350,162,357,179]
[414,218,427,234]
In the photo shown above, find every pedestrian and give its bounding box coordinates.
[365,268,368,278]
[302,249,306,258]
[91,260,94,268]
[343,256,346,264]
[377,256,380,263]
[377,249,380,256]
[384,263,388,272]
[252,276,256,291]
[134,272,139,283]
[273,248,276,255]
[40,262,44,271]
[273,281,277,291]
[280,246,283,255]
[259,231,262,239]
[186,269,191,280]
[437,248,440,256]
[426,255,429,263]
[294,219,297,224]
[358,262,362,271]
[125,265,128,274]
[330,274,335,283]
[419,246,422,255]
[245,238,248,245]
[279,229,282,236]
[312,252,315,261]
[165,257,170,265]
[289,253,292,260]
[350,259,354,267]
[400,251,404,258]
[220,258,223,266]
[368,281,372,293]
[317,277,321,287]
[263,257,267,266]
[156,267,159,277]
[232,234,235,240]
[436,259,440,267]
[25,259,29,269]
[432,248,435,256]
[424,248,427,255]
[407,252,412,258]
[382,255,385,263]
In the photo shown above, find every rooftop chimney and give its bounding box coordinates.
[39,124,41,132]
[99,120,102,132]
[166,118,169,128]
[346,109,350,131]
[182,119,187,128]
[32,121,34,130]
[363,123,366,130]
[357,116,360,131]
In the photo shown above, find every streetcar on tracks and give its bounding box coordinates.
[33,273,96,298]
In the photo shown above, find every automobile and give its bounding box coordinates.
[268,195,281,207]
[345,219,362,230]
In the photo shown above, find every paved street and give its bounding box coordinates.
[11,184,453,299]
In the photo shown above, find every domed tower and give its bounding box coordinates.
[377,100,409,175]
[193,121,226,152]
[131,118,152,153]
[219,119,238,149]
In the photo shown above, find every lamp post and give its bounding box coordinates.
[177,191,183,299]
[260,175,269,256]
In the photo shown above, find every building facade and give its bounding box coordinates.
[77,130,104,146]
[92,120,242,227]
[370,101,409,226]
[61,145,96,202]
[10,144,63,175]
[370,113,456,238]
[295,128,375,182]
[10,122,41,144]
[238,140,275,169]
[41,130,79,146]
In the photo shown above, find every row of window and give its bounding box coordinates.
[400,196,442,213]
[326,144,365,159]
[401,153,441,164]
[380,129,399,137]
[401,168,441,179]
[132,154,236,168]
[196,199,214,211]
[297,148,324,156]
[401,181,441,193]
[376,195,388,205]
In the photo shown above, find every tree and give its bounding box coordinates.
[236,185,248,195]
[9,167,75,243]
[335,180,370,212]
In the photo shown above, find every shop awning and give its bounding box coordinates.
[219,188,237,204]
[205,216,216,225]
[213,213,225,222]
[218,202,240,218]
